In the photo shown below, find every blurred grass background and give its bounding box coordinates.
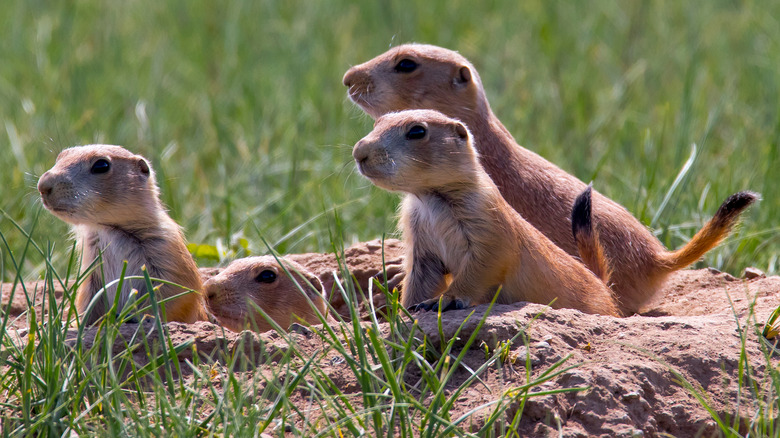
[1,0,778,280]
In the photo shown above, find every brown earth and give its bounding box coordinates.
[2,240,779,437]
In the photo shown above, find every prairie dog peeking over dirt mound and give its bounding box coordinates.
[203,256,327,333]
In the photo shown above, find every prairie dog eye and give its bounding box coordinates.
[255,270,277,283]
[406,125,427,140]
[91,159,110,174]
[394,59,418,73]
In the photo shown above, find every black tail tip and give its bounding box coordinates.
[571,183,594,239]
[716,191,760,221]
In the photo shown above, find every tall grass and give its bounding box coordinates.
[0,220,586,437]
[1,0,777,280]
[2,1,779,436]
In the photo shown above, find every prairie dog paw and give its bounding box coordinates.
[409,296,469,312]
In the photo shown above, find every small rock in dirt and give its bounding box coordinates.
[533,341,556,362]
[514,349,536,366]
[743,267,766,280]
[273,421,294,433]
[288,323,313,337]
[532,423,555,436]
[707,267,737,281]
[11,327,27,338]
[562,370,589,387]
[622,391,641,402]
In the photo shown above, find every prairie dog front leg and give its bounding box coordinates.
[401,251,447,308]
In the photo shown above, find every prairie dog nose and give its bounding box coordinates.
[37,171,53,196]
[352,139,371,164]
[202,280,218,300]
[343,66,369,88]
[342,67,356,87]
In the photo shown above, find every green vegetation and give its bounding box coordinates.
[1,0,777,278]
[0,221,585,436]
[2,0,779,436]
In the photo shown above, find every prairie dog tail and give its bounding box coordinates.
[659,191,759,271]
[571,184,612,284]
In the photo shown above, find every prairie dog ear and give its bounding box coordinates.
[136,157,150,175]
[309,274,325,300]
[453,122,469,140]
[454,66,472,86]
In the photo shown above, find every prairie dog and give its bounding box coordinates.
[202,239,406,321]
[343,44,758,314]
[37,145,208,325]
[203,256,327,332]
[352,109,620,316]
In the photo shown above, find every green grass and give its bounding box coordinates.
[0,221,586,437]
[1,0,777,279]
[2,0,780,436]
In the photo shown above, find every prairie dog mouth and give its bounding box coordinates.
[355,161,390,182]
[348,89,372,106]
[42,200,73,215]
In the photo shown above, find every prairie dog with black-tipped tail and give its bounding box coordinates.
[343,43,758,314]
[352,109,619,316]
[37,145,209,325]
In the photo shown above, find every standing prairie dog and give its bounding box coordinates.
[37,145,209,325]
[203,256,327,333]
[353,109,620,316]
[343,44,758,315]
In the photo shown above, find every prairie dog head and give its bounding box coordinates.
[352,109,477,193]
[342,44,486,119]
[37,145,161,228]
[203,256,326,333]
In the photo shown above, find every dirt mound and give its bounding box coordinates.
[2,241,779,436]
[413,301,771,437]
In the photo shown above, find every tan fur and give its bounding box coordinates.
[343,44,757,315]
[37,145,208,325]
[353,110,619,316]
[203,256,327,332]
